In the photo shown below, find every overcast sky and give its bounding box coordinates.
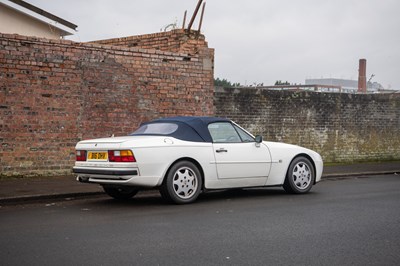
[28,0,400,89]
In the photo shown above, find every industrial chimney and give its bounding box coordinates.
[358,59,367,93]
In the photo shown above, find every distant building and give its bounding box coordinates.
[0,0,77,39]
[305,78,384,93]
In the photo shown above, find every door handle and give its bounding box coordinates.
[216,148,228,153]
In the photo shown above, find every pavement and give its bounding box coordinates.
[1,161,399,205]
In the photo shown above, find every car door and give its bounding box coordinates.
[208,122,271,179]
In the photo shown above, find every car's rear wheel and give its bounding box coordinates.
[283,156,315,194]
[102,186,139,200]
[160,161,202,204]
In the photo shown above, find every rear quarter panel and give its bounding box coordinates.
[122,138,217,187]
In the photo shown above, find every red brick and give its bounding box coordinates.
[0,30,214,177]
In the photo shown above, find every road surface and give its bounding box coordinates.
[1,174,399,265]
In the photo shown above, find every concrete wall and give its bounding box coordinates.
[214,87,400,163]
[0,30,214,176]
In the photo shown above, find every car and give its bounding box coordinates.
[73,116,323,204]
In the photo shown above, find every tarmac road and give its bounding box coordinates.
[1,174,400,266]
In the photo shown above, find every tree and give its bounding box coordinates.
[275,80,290,85]
[214,78,241,87]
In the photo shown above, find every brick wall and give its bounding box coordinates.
[215,87,400,163]
[0,31,214,177]
[89,29,209,56]
[1,29,399,177]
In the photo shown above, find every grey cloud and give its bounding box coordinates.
[28,0,400,88]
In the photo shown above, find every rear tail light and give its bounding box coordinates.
[108,150,136,162]
[76,150,86,161]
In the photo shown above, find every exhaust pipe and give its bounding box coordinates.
[77,176,90,183]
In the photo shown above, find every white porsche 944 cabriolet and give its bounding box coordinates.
[73,116,323,204]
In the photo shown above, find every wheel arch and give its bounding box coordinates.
[288,153,317,184]
[162,157,205,188]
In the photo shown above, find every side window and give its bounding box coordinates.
[208,122,241,143]
[234,125,255,142]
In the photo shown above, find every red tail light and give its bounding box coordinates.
[108,150,136,162]
[76,150,86,161]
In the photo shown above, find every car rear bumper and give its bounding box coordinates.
[73,166,162,187]
[73,168,139,176]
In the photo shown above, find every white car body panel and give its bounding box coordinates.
[74,136,323,189]
[264,141,323,186]
[75,136,219,188]
[73,118,323,195]
[211,142,271,179]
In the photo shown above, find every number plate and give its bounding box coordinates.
[87,151,108,161]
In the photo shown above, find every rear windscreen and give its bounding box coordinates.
[132,123,178,135]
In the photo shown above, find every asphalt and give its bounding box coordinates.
[0,161,399,205]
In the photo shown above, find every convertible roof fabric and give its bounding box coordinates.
[133,116,231,142]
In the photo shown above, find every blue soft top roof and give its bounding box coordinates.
[136,116,231,142]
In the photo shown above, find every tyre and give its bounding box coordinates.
[102,186,139,200]
[160,161,202,204]
[283,156,315,194]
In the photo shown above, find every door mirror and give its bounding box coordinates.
[255,135,263,143]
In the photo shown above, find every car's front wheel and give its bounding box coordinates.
[102,186,139,200]
[283,156,315,194]
[160,161,202,204]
